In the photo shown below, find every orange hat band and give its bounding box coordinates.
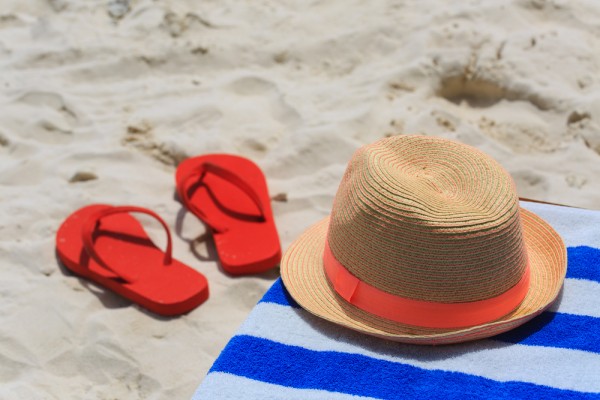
[323,239,531,329]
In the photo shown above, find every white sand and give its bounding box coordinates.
[1,0,599,398]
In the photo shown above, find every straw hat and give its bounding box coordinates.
[281,135,566,344]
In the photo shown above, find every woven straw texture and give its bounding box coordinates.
[328,136,527,302]
[281,135,566,344]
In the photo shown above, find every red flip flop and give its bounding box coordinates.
[175,154,281,275]
[56,205,209,316]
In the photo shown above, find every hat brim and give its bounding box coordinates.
[280,208,567,344]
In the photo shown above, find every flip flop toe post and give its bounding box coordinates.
[56,205,209,316]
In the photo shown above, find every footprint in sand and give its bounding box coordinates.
[224,280,274,307]
[0,14,25,29]
[512,170,550,199]
[223,76,302,156]
[0,159,45,186]
[2,91,79,145]
[122,122,188,166]
[566,111,600,156]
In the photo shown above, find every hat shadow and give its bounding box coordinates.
[292,287,565,362]
[490,287,564,344]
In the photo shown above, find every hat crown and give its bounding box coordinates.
[327,135,528,303]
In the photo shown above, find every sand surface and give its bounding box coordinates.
[1,0,600,398]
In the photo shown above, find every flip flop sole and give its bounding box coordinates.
[177,155,281,275]
[56,204,209,316]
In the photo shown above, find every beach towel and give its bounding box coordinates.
[192,201,600,400]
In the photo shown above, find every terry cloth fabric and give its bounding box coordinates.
[192,202,600,400]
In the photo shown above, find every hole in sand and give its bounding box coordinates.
[436,76,552,111]
[69,171,98,183]
[567,111,590,126]
[437,76,510,108]
[0,132,9,147]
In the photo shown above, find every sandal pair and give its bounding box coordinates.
[55,155,281,316]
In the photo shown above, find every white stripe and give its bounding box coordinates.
[521,202,600,248]
[193,372,378,400]
[236,303,600,393]
[549,278,600,317]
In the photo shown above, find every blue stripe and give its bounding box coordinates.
[567,247,600,282]
[259,279,299,307]
[495,312,600,353]
[210,335,600,399]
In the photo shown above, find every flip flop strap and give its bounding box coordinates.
[81,206,173,283]
[177,162,267,233]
